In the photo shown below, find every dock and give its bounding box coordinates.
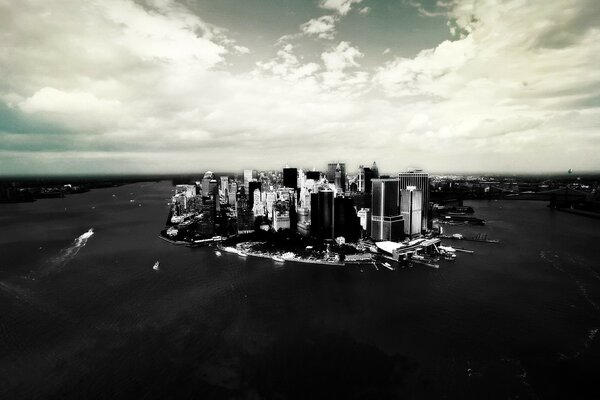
[453,247,475,254]
[439,233,499,243]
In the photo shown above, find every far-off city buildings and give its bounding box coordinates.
[168,162,430,245]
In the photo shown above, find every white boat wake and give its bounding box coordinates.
[37,228,95,277]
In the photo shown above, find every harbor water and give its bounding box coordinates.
[1,181,599,399]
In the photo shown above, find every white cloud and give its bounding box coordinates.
[374,0,600,157]
[319,0,363,16]
[300,15,338,40]
[405,0,448,18]
[359,6,371,15]
[233,45,251,55]
[255,44,321,81]
[321,41,363,71]
[0,0,598,174]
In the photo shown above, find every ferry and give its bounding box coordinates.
[153,261,160,271]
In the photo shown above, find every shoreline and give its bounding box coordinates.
[216,243,346,267]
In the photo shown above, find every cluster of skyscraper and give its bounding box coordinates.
[170,162,430,244]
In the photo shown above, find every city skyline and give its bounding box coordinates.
[1,0,599,175]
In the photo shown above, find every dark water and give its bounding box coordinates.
[1,181,599,399]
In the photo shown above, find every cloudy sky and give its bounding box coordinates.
[0,0,598,175]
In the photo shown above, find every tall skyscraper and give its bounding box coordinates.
[357,165,374,193]
[220,176,229,192]
[252,189,265,217]
[243,169,254,192]
[248,181,261,210]
[371,162,379,179]
[398,170,430,231]
[326,162,345,192]
[400,187,423,237]
[334,163,342,191]
[310,189,334,239]
[306,170,321,181]
[228,182,237,205]
[357,208,371,236]
[333,197,361,242]
[371,179,404,242]
[283,167,298,189]
[201,171,215,197]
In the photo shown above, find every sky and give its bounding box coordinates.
[0,0,599,176]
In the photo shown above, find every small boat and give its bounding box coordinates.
[380,262,394,271]
[153,261,160,271]
[238,251,247,258]
[215,250,222,256]
[272,255,285,263]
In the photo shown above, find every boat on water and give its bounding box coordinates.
[380,262,394,271]
[215,250,222,256]
[238,251,247,257]
[272,255,285,263]
[153,261,160,271]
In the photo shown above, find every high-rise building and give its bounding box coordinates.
[318,189,334,239]
[334,163,342,192]
[273,211,290,231]
[333,197,361,242]
[306,170,321,181]
[219,176,229,204]
[297,169,306,191]
[248,181,261,210]
[400,187,423,237]
[357,165,374,193]
[371,162,379,179]
[371,179,404,242]
[398,170,430,231]
[201,171,215,197]
[357,208,371,236]
[326,163,345,192]
[283,167,298,189]
[266,191,276,218]
[236,186,248,211]
[310,189,335,239]
[228,182,237,205]
[243,169,254,192]
[252,189,266,217]
[220,176,229,192]
[296,207,310,236]
[310,192,319,236]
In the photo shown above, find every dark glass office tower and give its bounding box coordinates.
[333,197,361,242]
[371,179,404,242]
[310,192,320,236]
[248,181,261,210]
[310,189,334,239]
[306,170,321,180]
[283,167,298,189]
